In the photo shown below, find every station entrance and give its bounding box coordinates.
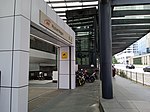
[28,9,76,112]
[28,19,75,102]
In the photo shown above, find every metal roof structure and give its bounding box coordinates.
[112,4,150,54]
[45,0,150,55]
[45,0,98,21]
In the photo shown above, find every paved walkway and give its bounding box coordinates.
[28,80,100,112]
[29,75,150,112]
[100,75,150,112]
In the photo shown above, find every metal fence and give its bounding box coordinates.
[116,69,150,86]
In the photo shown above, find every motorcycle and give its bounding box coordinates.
[76,71,85,87]
[84,71,96,83]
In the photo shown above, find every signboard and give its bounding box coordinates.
[61,52,68,59]
[39,10,73,43]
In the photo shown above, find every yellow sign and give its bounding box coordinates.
[62,52,68,59]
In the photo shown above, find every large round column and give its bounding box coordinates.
[99,0,113,99]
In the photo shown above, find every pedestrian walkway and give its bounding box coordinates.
[28,80,100,112]
[100,75,150,112]
[29,75,150,112]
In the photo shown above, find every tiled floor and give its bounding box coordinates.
[28,80,100,112]
[29,80,57,101]
[28,75,150,112]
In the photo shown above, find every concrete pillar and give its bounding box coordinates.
[59,46,75,89]
[99,0,113,99]
[0,0,30,112]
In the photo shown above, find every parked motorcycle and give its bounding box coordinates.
[76,71,85,87]
[84,71,96,83]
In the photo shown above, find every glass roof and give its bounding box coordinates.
[44,0,98,22]
[44,0,150,55]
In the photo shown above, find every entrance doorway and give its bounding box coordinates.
[28,23,61,104]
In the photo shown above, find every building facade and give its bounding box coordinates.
[115,43,138,64]
[0,0,75,112]
[137,32,150,55]
[130,53,150,65]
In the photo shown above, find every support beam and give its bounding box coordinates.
[69,22,94,27]
[112,0,150,6]
[99,0,113,99]
[112,29,150,34]
[67,18,93,24]
[112,10,150,17]
[112,19,150,25]
[47,0,98,4]
[51,4,97,9]
[112,25,150,30]
[113,33,145,37]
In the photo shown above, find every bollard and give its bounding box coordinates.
[142,73,144,85]
[130,72,132,81]
[136,72,137,83]
[0,71,1,86]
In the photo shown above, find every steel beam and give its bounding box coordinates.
[69,22,94,27]
[47,0,98,4]
[112,37,139,40]
[112,29,150,34]
[112,0,150,6]
[112,10,150,17]
[113,33,145,37]
[112,19,150,25]
[112,25,150,30]
[73,28,94,32]
[51,4,97,9]
[67,18,93,24]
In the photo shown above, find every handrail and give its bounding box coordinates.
[0,71,1,86]
[116,68,150,86]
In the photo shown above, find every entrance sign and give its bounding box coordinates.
[61,52,68,59]
[39,10,73,43]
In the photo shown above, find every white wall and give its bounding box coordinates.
[59,46,76,89]
[31,0,75,46]
[0,0,30,112]
[0,0,75,112]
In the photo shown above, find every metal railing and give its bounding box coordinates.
[116,69,150,86]
[0,71,1,86]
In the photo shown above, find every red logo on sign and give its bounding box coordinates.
[44,19,51,26]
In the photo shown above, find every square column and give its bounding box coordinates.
[0,0,30,112]
[59,46,75,89]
